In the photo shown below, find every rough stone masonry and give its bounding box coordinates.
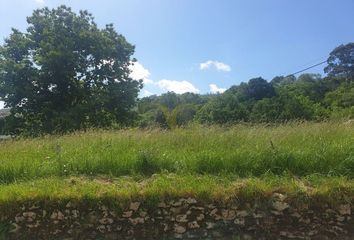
[2,193,353,239]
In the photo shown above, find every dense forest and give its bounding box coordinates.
[136,70,354,128]
[136,43,354,128]
[0,6,353,135]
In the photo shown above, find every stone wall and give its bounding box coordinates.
[1,193,353,239]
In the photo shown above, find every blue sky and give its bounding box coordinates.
[1,0,354,104]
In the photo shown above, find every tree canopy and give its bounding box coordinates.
[325,42,354,78]
[0,5,141,134]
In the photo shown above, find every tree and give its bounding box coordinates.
[250,92,326,122]
[155,108,169,129]
[324,42,354,78]
[250,97,282,122]
[195,93,249,124]
[0,109,10,134]
[175,104,197,126]
[324,82,354,119]
[271,75,296,86]
[159,92,180,110]
[295,74,324,101]
[0,6,142,134]
[243,77,276,101]
[179,92,207,105]
[230,77,275,102]
[279,74,326,102]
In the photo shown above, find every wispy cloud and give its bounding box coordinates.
[156,79,199,94]
[209,84,226,94]
[200,60,231,72]
[129,62,153,84]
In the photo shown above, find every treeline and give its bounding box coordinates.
[136,42,354,128]
[0,6,353,135]
[137,73,354,128]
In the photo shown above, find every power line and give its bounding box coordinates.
[292,55,329,70]
[288,60,327,76]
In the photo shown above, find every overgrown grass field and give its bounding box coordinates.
[1,122,354,183]
[0,121,354,207]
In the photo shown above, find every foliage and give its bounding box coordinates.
[136,66,354,127]
[0,6,141,135]
[135,43,354,127]
[250,92,327,122]
[231,77,276,102]
[325,42,354,78]
[195,92,249,124]
[324,82,354,119]
[175,104,197,126]
[137,92,210,128]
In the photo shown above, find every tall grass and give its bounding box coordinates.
[0,122,353,183]
[0,174,353,209]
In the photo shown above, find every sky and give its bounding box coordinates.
[0,0,354,108]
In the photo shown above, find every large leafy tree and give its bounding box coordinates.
[0,6,142,134]
[324,42,354,78]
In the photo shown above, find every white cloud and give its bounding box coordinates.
[209,84,226,94]
[200,60,231,72]
[128,62,199,95]
[140,89,154,97]
[156,79,199,94]
[34,0,45,4]
[129,62,153,84]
